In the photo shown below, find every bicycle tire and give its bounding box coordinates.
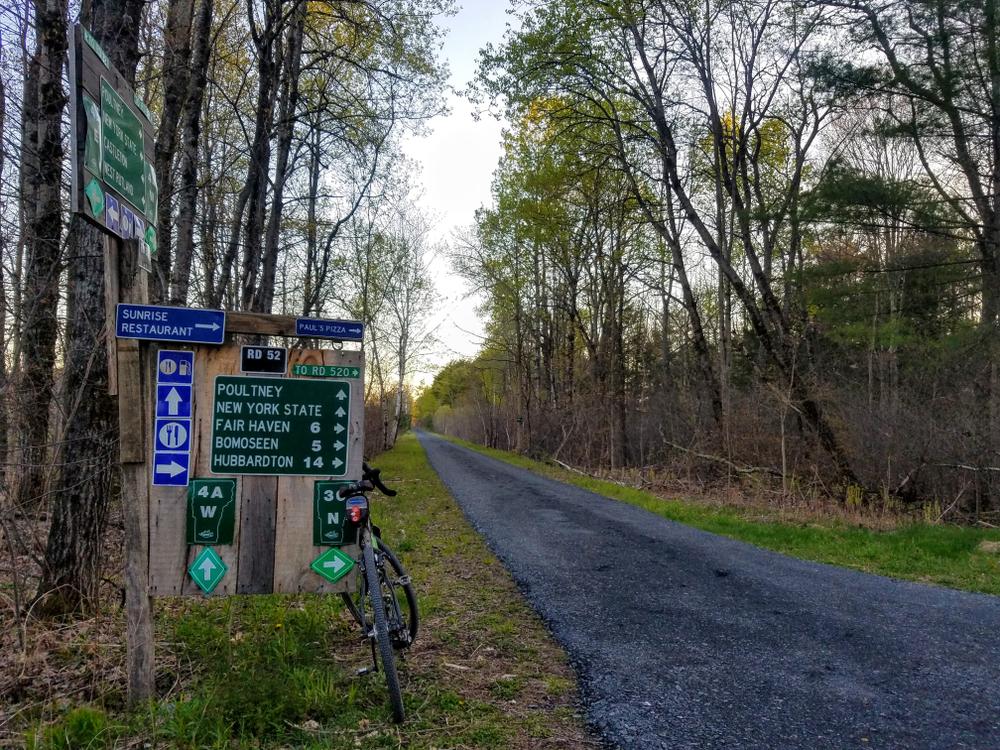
[342,541,418,647]
[364,533,405,722]
[379,544,419,648]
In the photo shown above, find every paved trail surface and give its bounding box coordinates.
[416,431,1000,749]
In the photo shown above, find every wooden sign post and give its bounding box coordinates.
[106,242,366,702]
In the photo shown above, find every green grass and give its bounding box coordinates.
[442,435,1000,596]
[23,433,593,749]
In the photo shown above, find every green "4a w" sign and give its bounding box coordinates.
[187,479,236,545]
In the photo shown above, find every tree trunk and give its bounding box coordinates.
[0,62,8,480]
[152,0,195,300]
[35,220,116,614]
[35,0,144,615]
[10,0,68,513]
[238,2,280,310]
[170,0,213,305]
[254,4,305,313]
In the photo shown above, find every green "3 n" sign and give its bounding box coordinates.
[313,481,358,546]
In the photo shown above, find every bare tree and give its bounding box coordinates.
[9,0,69,513]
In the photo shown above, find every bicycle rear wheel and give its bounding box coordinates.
[363,534,405,722]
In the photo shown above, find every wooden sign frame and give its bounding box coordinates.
[107,239,367,702]
[148,343,364,596]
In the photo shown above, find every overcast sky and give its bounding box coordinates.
[400,1,514,383]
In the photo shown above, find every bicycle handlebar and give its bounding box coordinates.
[335,463,398,499]
[362,462,397,496]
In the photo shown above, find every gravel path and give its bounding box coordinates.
[416,430,1000,749]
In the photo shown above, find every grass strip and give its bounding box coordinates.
[440,434,1000,597]
[23,433,595,749]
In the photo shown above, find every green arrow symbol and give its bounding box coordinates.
[323,556,346,574]
[188,547,227,594]
[311,548,354,583]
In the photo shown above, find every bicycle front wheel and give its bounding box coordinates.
[363,533,405,722]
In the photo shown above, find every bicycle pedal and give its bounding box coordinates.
[356,666,376,677]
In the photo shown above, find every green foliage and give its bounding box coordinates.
[27,707,119,750]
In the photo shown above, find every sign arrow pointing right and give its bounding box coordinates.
[155,460,185,477]
[322,557,345,573]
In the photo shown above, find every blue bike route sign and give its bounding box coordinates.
[116,303,226,345]
[295,317,364,341]
[153,349,195,486]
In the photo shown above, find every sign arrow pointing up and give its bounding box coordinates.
[334,407,346,417]
[336,390,347,400]
[165,387,183,415]
[198,557,216,581]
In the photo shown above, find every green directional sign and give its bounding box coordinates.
[70,24,157,237]
[187,479,237,545]
[313,481,358,546]
[292,364,361,379]
[188,547,227,594]
[100,77,146,212]
[310,547,354,584]
[210,376,351,476]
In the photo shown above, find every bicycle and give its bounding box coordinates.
[338,462,419,723]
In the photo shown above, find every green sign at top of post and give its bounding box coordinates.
[292,363,361,379]
[210,376,351,476]
[100,77,145,212]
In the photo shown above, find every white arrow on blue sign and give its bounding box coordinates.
[295,317,364,341]
[153,350,195,487]
[116,303,226,345]
[155,455,190,480]
[157,384,192,418]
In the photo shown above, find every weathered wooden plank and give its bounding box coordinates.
[116,343,144,464]
[234,476,277,594]
[117,240,146,463]
[180,345,243,597]
[271,348,364,594]
[114,236,154,704]
[122,458,153,701]
[150,345,227,595]
[225,311,299,336]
